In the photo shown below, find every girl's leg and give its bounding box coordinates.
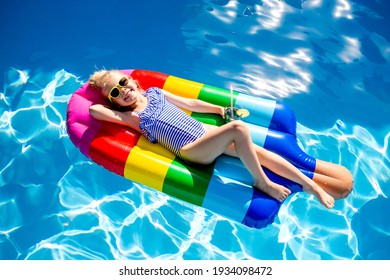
[312,160,354,199]
[224,144,335,208]
[180,121,291,202]
[202,123,353,203]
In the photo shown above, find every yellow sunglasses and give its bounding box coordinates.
[108,76,129,102]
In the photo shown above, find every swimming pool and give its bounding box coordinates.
[1,0,389,260]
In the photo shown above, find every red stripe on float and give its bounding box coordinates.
[90,122,141,176]
[130,70,169,90]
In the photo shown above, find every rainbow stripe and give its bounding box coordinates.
[67,69,316,228]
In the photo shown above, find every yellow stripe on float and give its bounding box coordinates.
[124,136,175,192]
[163,76,203,99]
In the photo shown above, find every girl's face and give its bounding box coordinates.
[104,72,140,106]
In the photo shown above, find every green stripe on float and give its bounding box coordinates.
[163,159,215,206]
[198,85,238,107]
[191,112,225,127]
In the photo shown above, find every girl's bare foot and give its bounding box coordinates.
[255,180,291,202]
[303,183,335,208]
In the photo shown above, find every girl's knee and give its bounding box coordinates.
[335,166,354,198]
[228,120,248,134]
[340,178,354,198]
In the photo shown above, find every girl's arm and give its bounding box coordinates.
[162,89,224,117]
[89,104,141,132]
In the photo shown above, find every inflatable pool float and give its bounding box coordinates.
[66,69,317,229]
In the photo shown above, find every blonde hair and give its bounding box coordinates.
[88,69,142,91]
[89,70,113,92]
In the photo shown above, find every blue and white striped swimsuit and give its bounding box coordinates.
[138,87,206,157]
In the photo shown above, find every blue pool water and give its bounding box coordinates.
[1,0,389,260]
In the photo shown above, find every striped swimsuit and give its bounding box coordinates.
[138,87,206,157]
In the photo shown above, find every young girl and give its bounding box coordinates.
[88,70,350,208]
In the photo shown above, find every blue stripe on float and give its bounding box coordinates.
[269,101,297,136]
[243,190,280,228]
[202,155,253,223]
[235,94,276,129]
[243,167,305,228]
[246,122,268,147]
[263,129,317,172]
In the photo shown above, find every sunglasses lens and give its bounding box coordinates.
[119,77,128,87]
[110,88,120,98]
